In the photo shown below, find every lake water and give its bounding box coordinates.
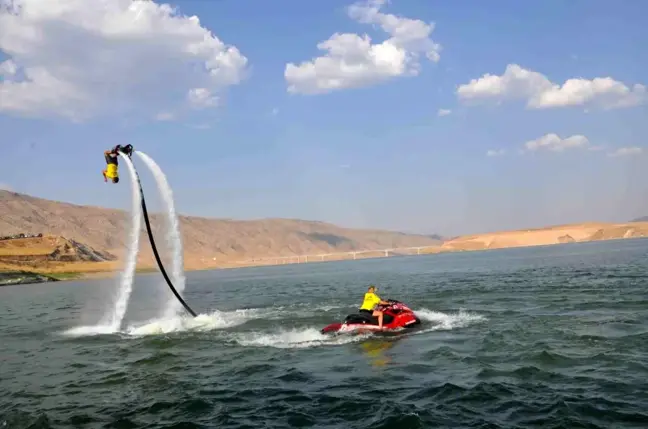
[1,239,648,428]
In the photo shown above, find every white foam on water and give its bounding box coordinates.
[414,308,487,333]
[124,309,261,336]
[233,327,372,349]
[58,308,265,338]
[60,324,118,337]
[134,151,186,320]
[232,303,347,321]
[312,304,346,312]
[58,305,486,342]
[59,305,321,338]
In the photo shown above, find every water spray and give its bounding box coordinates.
[132,153,197,318]
[134,151,186,319]
[102,153,142,330]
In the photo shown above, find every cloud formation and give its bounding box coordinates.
[487,137,644,158]
[457,64,646,110]
[486,149,506,157]
[0,0,248,121]
[608,147,643,157]
[437,108,451,117]
[524,133,590,152]
[285,0,441,95]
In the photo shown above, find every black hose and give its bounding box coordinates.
[133,167,198,318]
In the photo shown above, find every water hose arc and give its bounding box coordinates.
[132,167,198,318]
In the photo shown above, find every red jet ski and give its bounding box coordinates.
[321,299,421,334]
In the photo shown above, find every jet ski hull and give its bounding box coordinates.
[321,299,421,334]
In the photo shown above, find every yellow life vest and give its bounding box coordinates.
[105,163,118,179]
[360,292,381,310]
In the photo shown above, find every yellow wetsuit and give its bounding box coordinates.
[105,163,118,179]
[360,292,381,311]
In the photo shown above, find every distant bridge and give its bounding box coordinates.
[227,246,441,267]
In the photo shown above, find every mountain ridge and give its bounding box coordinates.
[0,189,445,271]
[2,189,647,280]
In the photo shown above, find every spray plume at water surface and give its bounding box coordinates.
[62,150,196,337]
[100,153,143,331]
[63,152,143,336]
[134,150,186,319]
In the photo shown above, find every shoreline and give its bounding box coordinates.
[2,235,647,285]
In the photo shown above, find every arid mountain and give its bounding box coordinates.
[631,216,648,222]
[0,190,443,270]
[0,235,115,263]
[441,222,648,251]
[2,190,647,279]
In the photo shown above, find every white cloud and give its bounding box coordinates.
[285,0,441,95]
[457,64,646,110]
[0,0,248,121]
[187,88,218,108]
[608,147,643,157]
[437,108,451,117]
[524,133,590,152]
[155,112,175,121]
[0,182,12,191]
[0,59,17,77]
[486,149,506,157]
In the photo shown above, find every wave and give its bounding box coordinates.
[60,308,264,338]
[59,306,487,349]
[60,324,119,337]
[415,308,487,332]
[232,327,372,349]
[124,309,261,336]
[229,307,487,349]
[119,303,346,336]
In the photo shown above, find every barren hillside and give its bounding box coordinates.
[0,235,119,276]
[442,222,648,251]
[2,190,646,279]
[0,235,115,261]
[0,190,443,270]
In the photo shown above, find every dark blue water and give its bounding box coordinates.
[1,239,648,428]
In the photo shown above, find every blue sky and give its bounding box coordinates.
[0,0,647,236]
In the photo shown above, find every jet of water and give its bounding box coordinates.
[134,150,186,319]
[100,153,142,331]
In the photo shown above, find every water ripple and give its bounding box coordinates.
[2,239,648,428]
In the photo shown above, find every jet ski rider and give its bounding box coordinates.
[359,285,389,329]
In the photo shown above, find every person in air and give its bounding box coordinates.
[359,284,390,329]
[102,144,133,183]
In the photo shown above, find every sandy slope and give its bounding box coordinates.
[442,222,648,251]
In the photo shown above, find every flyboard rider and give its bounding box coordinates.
[102,144,133,184]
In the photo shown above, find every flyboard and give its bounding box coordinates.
[129,154,198,318]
